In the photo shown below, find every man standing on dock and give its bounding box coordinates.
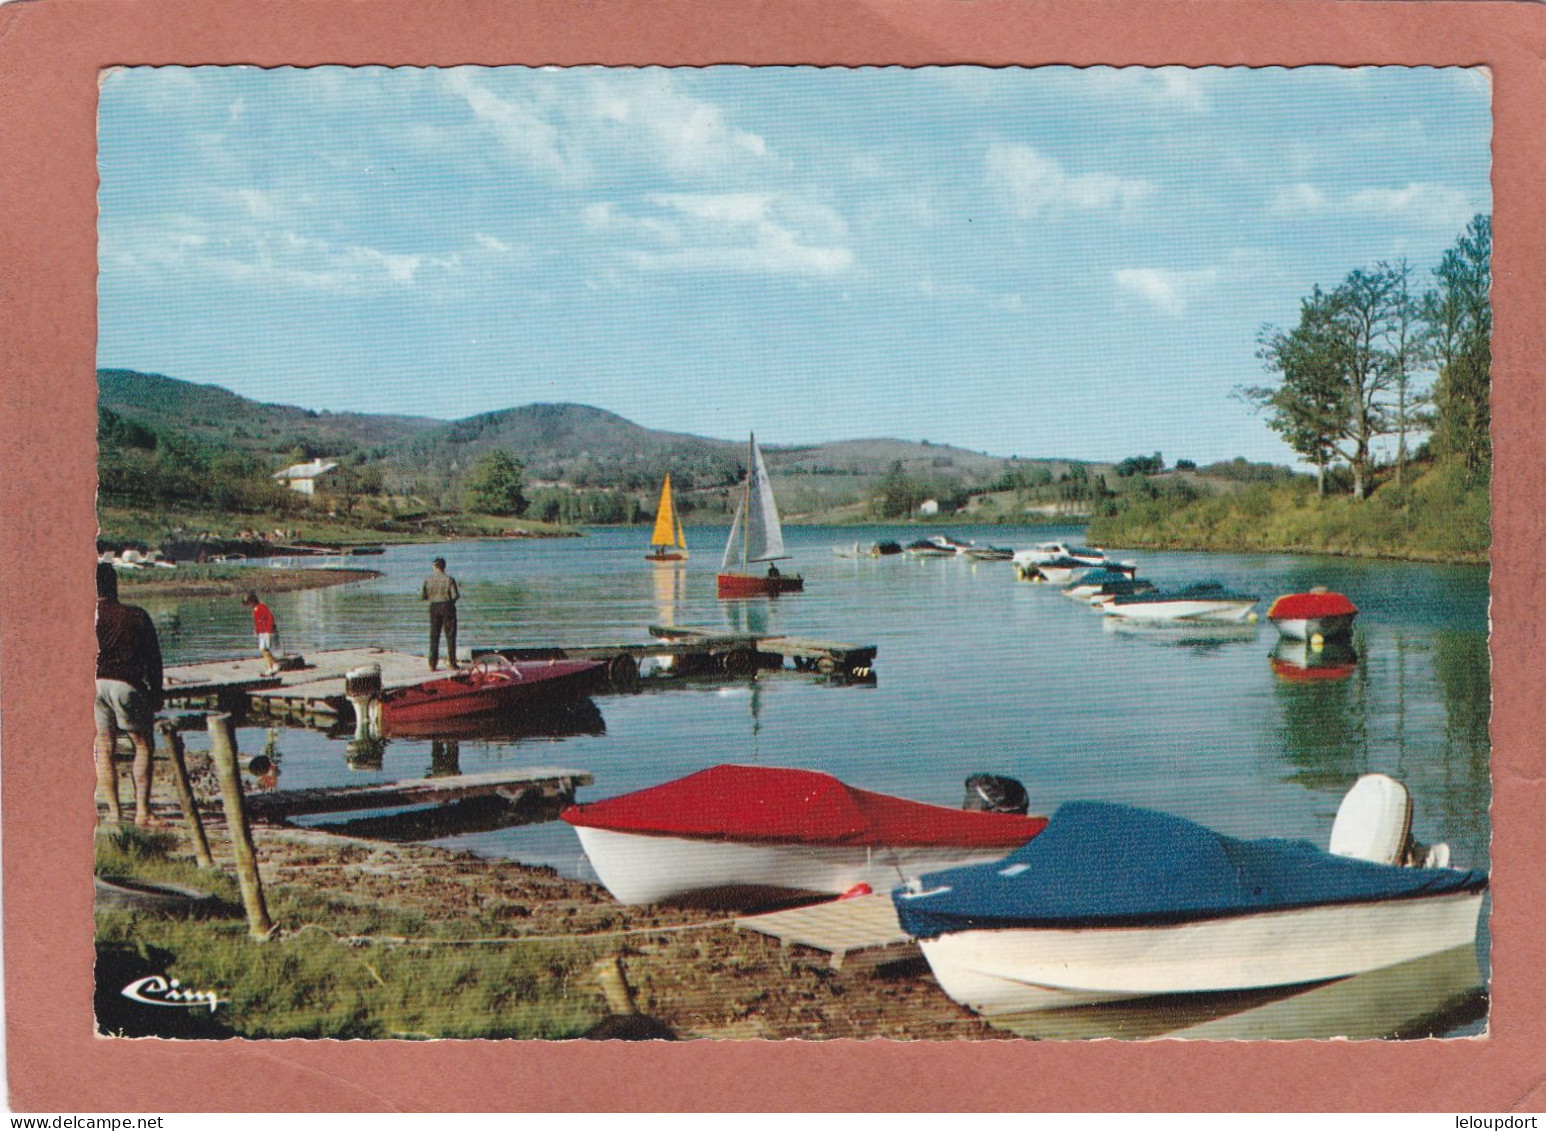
[94,561,164,826]
[421,556,461,670]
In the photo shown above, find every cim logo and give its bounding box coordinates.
[121,975,224,1012]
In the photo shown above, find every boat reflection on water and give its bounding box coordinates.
[1270,638,1360,683]
[1101,616,1260,655]
[984,944,1484,1042]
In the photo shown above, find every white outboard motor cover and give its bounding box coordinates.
[1329,773,1413,864]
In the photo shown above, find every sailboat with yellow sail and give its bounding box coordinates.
[645,473,689,562]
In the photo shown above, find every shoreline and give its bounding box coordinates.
[100,815,1004,1041]
[118,566,382,597]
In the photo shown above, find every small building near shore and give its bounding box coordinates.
[919,499,940,516]
[273,459,338,496]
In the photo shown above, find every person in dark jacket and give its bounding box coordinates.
[420,557,461,671]
[94,562,164,826]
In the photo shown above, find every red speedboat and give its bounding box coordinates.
[563,764,1046,905]
[381,656,604,733]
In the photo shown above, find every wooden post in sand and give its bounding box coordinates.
[206,712,273,940]
[155,720,214,868]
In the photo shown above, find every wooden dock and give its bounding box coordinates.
[735,893,919,971]
[163,628,877,723]
[244,766,593,824]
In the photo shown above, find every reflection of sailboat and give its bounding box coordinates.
[984,945,1484,1041]
[644,474,689,562]
[717,435,803,598]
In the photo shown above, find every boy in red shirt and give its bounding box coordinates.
[243,592,282,676]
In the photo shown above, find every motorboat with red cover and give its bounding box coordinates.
[380,655,604,733]
[1267,589,1359,640]
[562,764,1047,905]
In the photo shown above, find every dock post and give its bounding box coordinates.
[344,663,384,762]
[156,720,214,869]
[206,712,274,940]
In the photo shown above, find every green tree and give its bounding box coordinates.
[461,450,527,516]
[1424,214,1491,475]
[1245,286,1351,497]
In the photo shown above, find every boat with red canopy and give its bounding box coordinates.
[1267,588,1359,640]
[562,764,1047,906]
[380,655,604,734]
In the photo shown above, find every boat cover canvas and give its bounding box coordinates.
[1110,581,1256,605]
[562,764,1047,848]
[892,801,1488,939]
[1267,592,1359,620]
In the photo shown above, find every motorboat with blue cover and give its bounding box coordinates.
[1063,568,1149,602]
[1100,580,1259,623]
[892,778,1485,1014]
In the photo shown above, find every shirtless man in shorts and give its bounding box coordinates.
[94,561,164,825]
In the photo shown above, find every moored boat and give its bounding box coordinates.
[906,539,956,558]
[1063,567,1144,600]
[1014,556,1093,584]
[380,655,605,733]
[644,473,689,562]
[563,764,1048,906]
[1100,580,1259,623]
[717,435,803,597]
[1267,588,1358,641]
[963,545,1015,562]
[1013,542,1109,569]
[893,776,1486,1015]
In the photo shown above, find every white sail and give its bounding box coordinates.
[720,495,745,572]
[743,436,789,563]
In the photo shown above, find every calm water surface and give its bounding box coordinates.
[144,524,1491,1034]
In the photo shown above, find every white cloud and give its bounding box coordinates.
[1113,266,1220,317]
[441,68,583,183]
[475,233,512,254]
[602,71,771,174]
[986,143,1152,219]
[1085,67,1214,113]
[603,191,853,280]
[1270,180,1476,230]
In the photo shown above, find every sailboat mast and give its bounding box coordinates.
[742,433,753,570]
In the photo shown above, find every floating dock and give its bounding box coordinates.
[163,628,877,724]
[735,893,919,972]
[244,765,592,824]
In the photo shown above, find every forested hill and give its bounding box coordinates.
[98,369,440,459]
[96,368,1059,501]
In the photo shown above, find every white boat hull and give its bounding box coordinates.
[1102,599,1257,623]
[914,890,1484,1014]
[1270,614,1357,640]
[574,826,1018,906]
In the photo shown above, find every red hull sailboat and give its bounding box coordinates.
[717,434,803,598]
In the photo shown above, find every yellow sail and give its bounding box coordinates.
[650,474,681,550]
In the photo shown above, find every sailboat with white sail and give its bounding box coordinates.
[717,434,803,597]
[644,473,689,562]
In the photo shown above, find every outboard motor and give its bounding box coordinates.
[963,773,1030,815]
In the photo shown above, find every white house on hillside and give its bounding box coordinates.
[273,458,338,496]
[919,499,940,516]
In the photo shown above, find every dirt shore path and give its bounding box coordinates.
[120,567,381,598]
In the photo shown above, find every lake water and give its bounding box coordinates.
[141,524,1491,1036]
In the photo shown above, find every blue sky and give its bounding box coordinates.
[97,66,1491,466]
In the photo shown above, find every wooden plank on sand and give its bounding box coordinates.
[735,893,918,972]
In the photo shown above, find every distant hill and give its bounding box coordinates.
[98,369,440,461]
[96,368,1092,516]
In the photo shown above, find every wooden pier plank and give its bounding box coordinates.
[735,893,918,971]
[244,766,594,821]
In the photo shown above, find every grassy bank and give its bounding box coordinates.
[98,503,578,553]
[1086,459,1489,563]
[95,820,999,1041]
[116,564,382,597]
